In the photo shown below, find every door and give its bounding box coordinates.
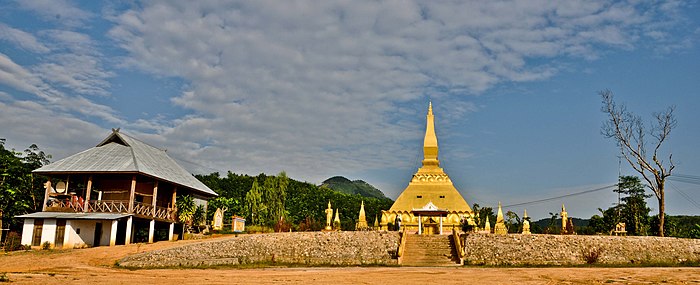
[93,222,102,247]
[32,219,44,246]
[54,220,66,248]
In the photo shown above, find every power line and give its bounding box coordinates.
[674,173,700,180]
[668,176,700,186]
[668,181,700,211]
[503,184,617,208]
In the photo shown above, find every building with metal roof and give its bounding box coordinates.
[19,129,217,249]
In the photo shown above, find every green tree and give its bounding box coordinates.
[176,195,195,225]
[471,203,494,229]
[0,139,51,234]
[546,212,559,234]
[192,204,205,227]
[615,176,652,235]
[245,178,264,225]
[505,210,521,233]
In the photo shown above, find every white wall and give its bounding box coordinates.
[66,220,95,248]
[20,219,34,245]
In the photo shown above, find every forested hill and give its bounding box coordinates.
[320,176,388,199]
[195,172,394,231]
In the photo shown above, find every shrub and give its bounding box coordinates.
[2,232,26,251]
[0,272,9,282]
[582,246,602,264]
[41,241,52,250]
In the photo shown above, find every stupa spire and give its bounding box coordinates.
[356,201,368,230]
[422,101,440,168]
[494,201,508,235]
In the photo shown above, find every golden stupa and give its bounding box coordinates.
[380,102,472,234]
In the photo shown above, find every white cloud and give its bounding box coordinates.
[0,98,106,160]
[15,0,92,28]
[99,0,696,183]
[0,24,50,53]
[0,52,122,125]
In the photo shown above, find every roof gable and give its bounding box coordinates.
[34,130,217,197]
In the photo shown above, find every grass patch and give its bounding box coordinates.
[0,273,9,283]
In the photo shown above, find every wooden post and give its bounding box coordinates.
[171,187,177,222]
[42,179,52,211]
[84,176,92,212]
[128,176,136,213]
[152,181,158,217]
[171,187,177,208]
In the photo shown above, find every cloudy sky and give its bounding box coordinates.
[1,0,699,219]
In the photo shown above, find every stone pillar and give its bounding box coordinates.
[169,222,175,241]
[124,216,133,245]
[418,214,422,235]
[109,220,118,246]
[64,220,74,248]
[148,220,155,243]
[439,215,443,235]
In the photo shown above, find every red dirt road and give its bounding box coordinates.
[1,237,699,284]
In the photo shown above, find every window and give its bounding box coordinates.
[417,195,423,198]
[439,195,445,198]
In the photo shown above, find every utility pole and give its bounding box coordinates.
[617,156,622,222]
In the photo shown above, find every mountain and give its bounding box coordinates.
[321,176,388,199]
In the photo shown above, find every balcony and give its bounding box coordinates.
[46,199,176,222]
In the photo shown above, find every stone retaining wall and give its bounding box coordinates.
[118,232,700,268]
[462,234,700,266]
[118,231,400,268]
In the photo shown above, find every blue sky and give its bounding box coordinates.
[1,0,699,220]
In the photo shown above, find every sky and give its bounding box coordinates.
[0,0,699,220]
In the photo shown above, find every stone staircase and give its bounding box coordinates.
[400,234,460,266]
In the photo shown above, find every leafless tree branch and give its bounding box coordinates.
[600,90,676,237]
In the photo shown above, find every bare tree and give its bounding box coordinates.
[600,90,676,237]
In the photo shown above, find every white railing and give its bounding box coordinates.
[87,200,129,213]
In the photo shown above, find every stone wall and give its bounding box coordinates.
[462,234,700,266]
[118,231,400,268]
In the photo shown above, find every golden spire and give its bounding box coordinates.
[496,202,504,224]
[422,101,440,168]
[494,201,508,235]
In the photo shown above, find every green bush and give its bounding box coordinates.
[0,272,9,282]
[2,232,27,251]
[41,241,52,250]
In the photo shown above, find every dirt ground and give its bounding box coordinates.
[1,236,699,285]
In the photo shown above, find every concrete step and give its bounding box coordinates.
[400,234,460,267]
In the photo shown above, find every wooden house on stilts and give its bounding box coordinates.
[17,129,217,248]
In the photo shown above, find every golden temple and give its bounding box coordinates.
[380,102,472,234]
